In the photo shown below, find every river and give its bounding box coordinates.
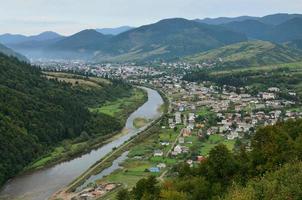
[0,87,164,200]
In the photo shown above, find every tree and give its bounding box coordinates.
[206,144,237,186]
[116,188,130,200]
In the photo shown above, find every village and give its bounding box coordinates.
[40,63,302,200]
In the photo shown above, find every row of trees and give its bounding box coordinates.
[119,118,302,199]
[0,54,132,186]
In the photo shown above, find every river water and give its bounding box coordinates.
[0,87,164,200]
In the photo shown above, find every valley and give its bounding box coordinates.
[1,9,302,200]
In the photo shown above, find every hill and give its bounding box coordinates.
[0,31,63,45]
[197,13,302,25]
[196,16,258,25]
[45,29,112,59]
[259,13,302,25]
[263,17,302,42]
[0,53,133,185]
[222,20,273,39]
[186,41,302,67]
[0,43,29,62]
[96,26,134,35]
[93,18,247,62]
[221,16,302,43]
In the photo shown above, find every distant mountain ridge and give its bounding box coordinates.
[0,31,63,45]
[96,26,134,35]
[221,17,302,43]
[196,13,302,25]
[2,13,302,62]
[92,18,247,62]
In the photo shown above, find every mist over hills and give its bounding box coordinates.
[1,13,302,63]
[0,43,29,62]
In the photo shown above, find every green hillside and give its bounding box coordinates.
[0,53,134,185]
[186,40,302,68]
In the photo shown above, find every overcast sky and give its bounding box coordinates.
[1,0,301,36]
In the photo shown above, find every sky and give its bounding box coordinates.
[0,0,302,36]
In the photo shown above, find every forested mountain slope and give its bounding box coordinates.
[0,53,132,185]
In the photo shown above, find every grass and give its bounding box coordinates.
[44,72,110,89]
[91,88,146,117]
[199,135,235,156]
[133,117,149,129]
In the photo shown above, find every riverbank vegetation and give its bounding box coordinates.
[0,53,145,186]
[133,117,150,129]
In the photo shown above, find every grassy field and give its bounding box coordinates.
[91,88,146,117]
[199,135,235,156]
[44,72,110,89]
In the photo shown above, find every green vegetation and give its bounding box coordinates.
[127,119,302,200]
[183,61,302,100]
[133,117,149,129]
[186,41,302,68]
[0,53,137,186]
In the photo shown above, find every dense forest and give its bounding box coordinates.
[0,53,133,186]
[119,118,302,200]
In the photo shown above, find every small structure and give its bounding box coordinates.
[149,167,160,173]
[154,150,163,157]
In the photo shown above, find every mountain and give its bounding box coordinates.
[222,20,273,39]
[0,43,29,62]
[259,13,302,25]
[221,17,302,43]
[93,18,247,62]
[196,13,302,26]
[49,29,111,51]
[0,31,63,45]
[196,16,258,25]
[45,29,112,59]
[96,26,134,35]
[263,17,302,42]
[0,34,28,45]
[186,41,302,68]
[27,31,63,41]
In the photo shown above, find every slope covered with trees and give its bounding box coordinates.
[0,53,133,186]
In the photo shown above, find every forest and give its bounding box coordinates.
[0,53,133,186]
[119,118,302,200]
